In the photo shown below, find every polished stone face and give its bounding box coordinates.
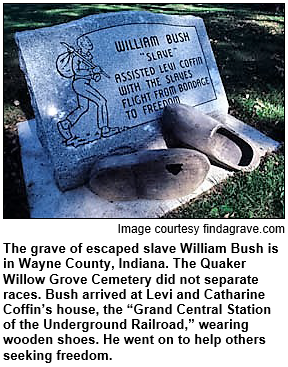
[15,11,228,191]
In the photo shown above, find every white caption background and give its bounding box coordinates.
[1,218,287,367]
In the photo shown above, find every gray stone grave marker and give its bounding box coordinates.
[16,11,228,191]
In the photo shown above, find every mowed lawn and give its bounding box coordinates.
[3,4,284,218]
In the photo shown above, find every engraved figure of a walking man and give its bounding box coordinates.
[56,35,118,146]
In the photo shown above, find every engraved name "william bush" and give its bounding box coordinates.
[115,32,190,52]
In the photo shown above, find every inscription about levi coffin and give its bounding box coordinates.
[16,12,228,190]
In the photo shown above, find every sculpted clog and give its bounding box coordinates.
[89,148,210,200]
[162,104,260,171]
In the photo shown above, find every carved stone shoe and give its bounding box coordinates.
[89,148,210,200]
[162,104,260,171]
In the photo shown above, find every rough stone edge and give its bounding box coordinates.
[14,35,50,160]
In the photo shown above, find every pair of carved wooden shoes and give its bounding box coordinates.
[89,104,260,201]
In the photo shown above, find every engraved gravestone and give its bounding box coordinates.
[16,11,228,190]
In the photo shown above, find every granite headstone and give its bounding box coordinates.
[16,11,228,190]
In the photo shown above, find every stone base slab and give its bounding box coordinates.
[17,117,280,218]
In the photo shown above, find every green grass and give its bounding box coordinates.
[3,4,284,218]
[165,153,284,219]
[229,90,284,141]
